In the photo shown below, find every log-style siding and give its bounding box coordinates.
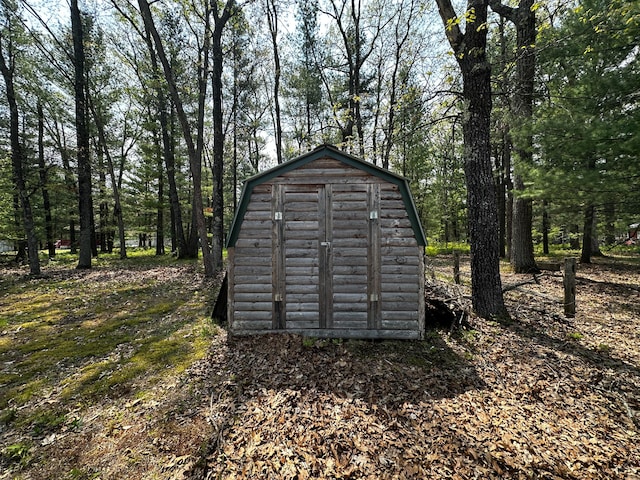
[227,146,426,339]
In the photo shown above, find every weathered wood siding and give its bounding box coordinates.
[229,155,425,339]
[228,184,273,332]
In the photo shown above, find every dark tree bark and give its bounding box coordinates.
[37,101,55,258]
[494,134,510,259]
[489,0,538,273]
[211,1,236,272]
[590,211,602,257]
[435,0,506,317]
[71,0,93,269]
[153,126,165,256]
[0,26,40,275]
[511,176,537,271]
[581,204,595,263]
[580,157,598,263]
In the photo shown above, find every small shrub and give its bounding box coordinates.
[200,321,219,338]
[566,332,583,341]
[31,409,66,436]
[2,442,31,467]
[66,467,101,479]
[425,241,471,256]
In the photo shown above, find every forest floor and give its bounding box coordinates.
[0,251,639,479]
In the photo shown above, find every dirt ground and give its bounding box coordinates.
[1,253,639,479]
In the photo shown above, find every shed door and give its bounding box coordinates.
[273,183,380,331]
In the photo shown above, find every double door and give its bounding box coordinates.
[272,183,381,331]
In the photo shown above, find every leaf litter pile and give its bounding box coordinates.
[1,254,639,479]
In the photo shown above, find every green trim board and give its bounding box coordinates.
[226,144,427,248]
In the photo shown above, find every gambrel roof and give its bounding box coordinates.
[226,144,426,248]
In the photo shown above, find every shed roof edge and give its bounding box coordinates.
[226,145,426,248]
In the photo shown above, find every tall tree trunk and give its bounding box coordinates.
[138,0,218,275]
[581,204,595,264]
[88,93,127,259]
[210,1,236,271]
[146,33,188,257]
[495,16,509,259]
[382,0,417,170]
[326,0,377,157]
[0,32,40,275]
[71,0,93,269]
[266,0,283,164]
[232,36,239,212]
[95,140,108,253]
[580,156,598,262]
[55,122,78,254]
[37,101,55,258]
[490,0,538,273]
[511,176,537,272]
[590,209,602,256]
[154,127,165,256]
[436,0,506,318]
[494,138,507,258]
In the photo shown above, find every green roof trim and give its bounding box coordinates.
[226,145,427,248]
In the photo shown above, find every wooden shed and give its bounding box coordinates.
[225,145,427,339]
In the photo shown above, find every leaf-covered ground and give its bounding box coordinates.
[1,252,639,479]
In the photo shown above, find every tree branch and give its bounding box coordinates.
[488,0,516,22]
[434,0,464,53]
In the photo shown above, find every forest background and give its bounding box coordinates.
[0,0,638,291]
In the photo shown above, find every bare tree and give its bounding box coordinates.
[265,0,283,163]
[380,0,420,170]
[137,0,219,275]
[321,0,387,156]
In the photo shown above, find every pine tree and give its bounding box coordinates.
[533,0,640,261]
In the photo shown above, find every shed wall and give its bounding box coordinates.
[229,156,424,339]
